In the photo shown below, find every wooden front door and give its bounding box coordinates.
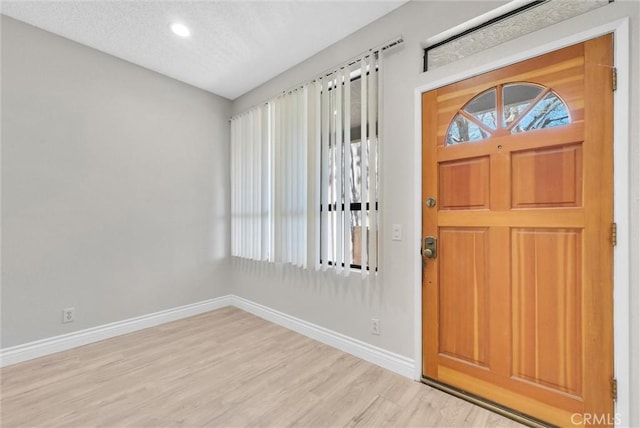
[421,35,614,427]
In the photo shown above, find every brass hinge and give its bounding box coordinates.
[611,222,617,247]
[611,377,618,401]
[612,67,618,91]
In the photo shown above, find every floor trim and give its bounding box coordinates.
[0,295,416,380]
[0,296,234,367]
[232,296,415,379]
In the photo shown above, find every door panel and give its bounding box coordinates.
[422,35,614,427]
[511,144,583,208]
[438,228,489,367]
[511,228,582,396]
[439,157,490,209]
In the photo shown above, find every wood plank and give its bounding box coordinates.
[0,307,524,428]
[581,32,615,422]
[436,123,584,162]
[437,209,585,227]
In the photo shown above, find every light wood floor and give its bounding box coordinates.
[1,307,524,427]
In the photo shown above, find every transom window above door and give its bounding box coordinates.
[445,82,571,146]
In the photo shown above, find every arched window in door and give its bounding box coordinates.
[445,83,571,146]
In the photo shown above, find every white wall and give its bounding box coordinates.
[1,16,232,347]
[231,1,640,425]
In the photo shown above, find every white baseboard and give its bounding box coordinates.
[0,295,234,367]
[1,295,415,380]
[231,296,415,379]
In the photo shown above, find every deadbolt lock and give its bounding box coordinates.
[422,236,437,260]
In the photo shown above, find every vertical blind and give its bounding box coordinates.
[230,106,270,261]
[231,89,308,267]
[231,48,386,275]
[315,53,379,275]
[272,88,308,267]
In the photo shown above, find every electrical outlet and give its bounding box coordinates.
[62,307,75,323]
[371,318,380,335]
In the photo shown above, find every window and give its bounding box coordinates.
[423,0,611,71]
[445,83,571,146]
[231,50,385,276]
[318,55,379,273]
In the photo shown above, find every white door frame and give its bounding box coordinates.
[413,18,631,427]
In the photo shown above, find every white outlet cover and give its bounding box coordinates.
[371,318,380,335]
[62,308,75,323]
[392,224,402,241]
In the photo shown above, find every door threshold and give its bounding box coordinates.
[421,377,555,428]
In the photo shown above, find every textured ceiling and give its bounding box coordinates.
[1,1,407,100]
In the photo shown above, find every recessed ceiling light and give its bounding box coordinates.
[170,22,191,38]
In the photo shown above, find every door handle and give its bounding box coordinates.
[422,236,437,260]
